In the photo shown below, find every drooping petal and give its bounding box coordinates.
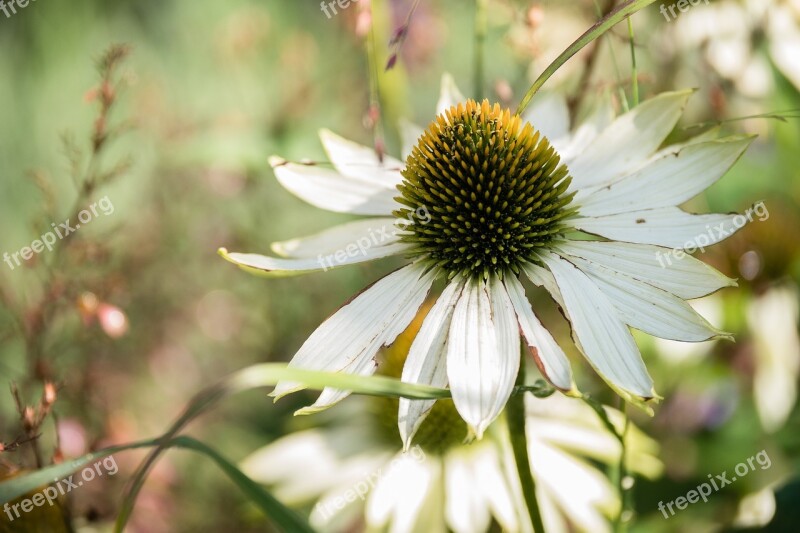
[571,207,742,249]
[554,240,736,299]
[309,451,393,530]
[319,129,405,188]
[562,254,727,342]
[270,264,435,408]
[240,430,341,503]
[437,73,466,114]
[529,442,617,533]
[521,92,570,144]
[366,453,439,533]
[271,217,400,258]
[540,252,656,403]
[567,90,694,189]
[444,451,492,533]
[218,241,409,277]
[504,274,576,392]
[398,280,465,450]
[576,136,754,217]
[270,156,398,215]
[446,277,520,438]
[470,446,520,532]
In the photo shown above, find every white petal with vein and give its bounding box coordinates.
[567,91,693,189]
[504,274,574,391]
[576,136,754,217]
[541,252,655,399]
[447,278,520,438]
[555,240,736,299]
[319,129,405,188]
[219,242,409,277]
[572,207,741,248]
[398,280,465,450]
[270,156,398,215]
[564,255,724,341]
[271,265,435,407]
[271,217,400,258]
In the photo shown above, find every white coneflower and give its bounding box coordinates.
[220,75,751,440]
[241,319,662,533]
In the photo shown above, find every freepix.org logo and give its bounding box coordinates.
[3,196,115,271]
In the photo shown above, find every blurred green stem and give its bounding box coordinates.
[627,17,638,107]
[474,0,488,99]
[508,355,546,533]
[583,395,632,533]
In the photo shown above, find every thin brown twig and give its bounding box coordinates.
[568,0,617,119]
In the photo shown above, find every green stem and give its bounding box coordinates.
[474,0,488,99]
[507,356,546,533]
[614,405,632,533]
[516,0,656,115]
[627,17,638,107]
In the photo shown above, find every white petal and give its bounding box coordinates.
[271,264,435,406]
[319,129,405,188]
[445,452,491,533]
[271,218,400,258]
[576,136,754,217]
[558,99,614,164]
[241,430,340,503]
[521,92,570,144]
[447,278,520,438]
[270,156,397,215]
[504,274,575,391]
[310,452,392,530]
[554,240,736,299]
[540,252,656,401]
[366,453,437,533]
[471,446,519,532]
[219,242,409,277]
[437,73,466,114]
[572,207,742,249]
[563,254,726,341]
[748,285,800,432]
[399,119,425,160]
[529,442,616,533]
[398,280,465,450]
[521,262,564,307]
[567,90,693,189]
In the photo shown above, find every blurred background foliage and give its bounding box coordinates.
[0,0,798,531]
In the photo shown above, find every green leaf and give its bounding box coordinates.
[0,439,157,504]
[0,436,314,533]
[114,363,451,531]
[516,0,657,115]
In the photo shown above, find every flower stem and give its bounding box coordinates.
[507,356,546,533]
[474,0,488,99]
